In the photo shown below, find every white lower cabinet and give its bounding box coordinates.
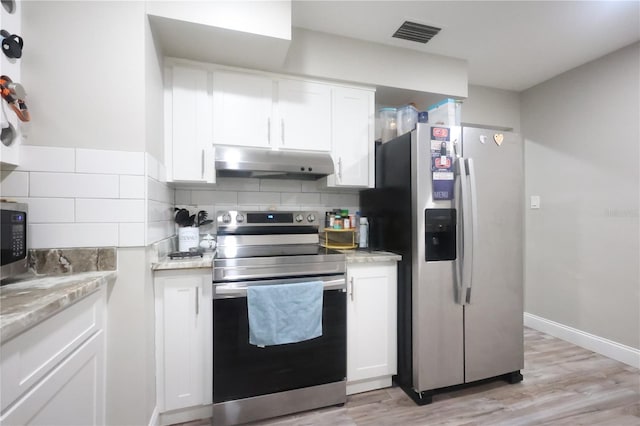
[154,269,212,414]
[0,287,107,425]
[346,261,398,395]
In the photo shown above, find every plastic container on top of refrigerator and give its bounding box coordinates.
[379,107,397,143]
[428,98,462,126]
[397,104,418,135]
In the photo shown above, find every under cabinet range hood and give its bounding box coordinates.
[215,146,335,180]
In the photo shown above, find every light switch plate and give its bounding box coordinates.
[530,195,541,209]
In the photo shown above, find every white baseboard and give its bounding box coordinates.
[158,405,213,426]
[148,407,159,426]
[346,376,392,395]
[524,312,640,369]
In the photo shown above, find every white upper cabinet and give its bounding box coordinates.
[167,65,215,183]
[212,71,274,148]
[277,79,332,152]
[212,73,331,152]
[165,62,375,185]
[328,86,374,188]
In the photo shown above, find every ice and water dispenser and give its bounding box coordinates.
[424,209,456,261]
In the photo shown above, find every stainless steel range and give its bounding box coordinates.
[212,210,347,426]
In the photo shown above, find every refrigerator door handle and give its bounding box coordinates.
[457,156,472,305]
[466,158,479,304]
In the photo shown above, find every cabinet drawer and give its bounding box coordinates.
[0,288,105,412]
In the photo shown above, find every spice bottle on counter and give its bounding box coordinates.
[333,214,343,229]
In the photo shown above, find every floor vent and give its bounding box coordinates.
[392,21,441,44]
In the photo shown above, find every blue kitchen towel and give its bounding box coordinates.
[247,281,323,346]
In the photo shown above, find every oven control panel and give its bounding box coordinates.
[217,210,320,228]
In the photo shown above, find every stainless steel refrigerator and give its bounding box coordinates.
[361,123,523,404]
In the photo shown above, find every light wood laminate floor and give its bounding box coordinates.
[180,328,640,425]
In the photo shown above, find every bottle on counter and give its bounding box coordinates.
[359,217,369,248]
[333,214,343,229]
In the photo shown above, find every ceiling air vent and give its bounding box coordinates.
[392,21,441,44]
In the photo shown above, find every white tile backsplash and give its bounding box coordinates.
[1,171,29,197]
[28,223,119,249]
[2,148,165,248]
[281,192,321,205]
[147,220,175,246]
[259,179,302,193]
[17,146,76,173]
[179,176,362,228]
[146,173,175,245]
[145,153,159,181]
[174,190,191,205]
[320,192,360,207]
[30,172,120,198]
[5,145,361,249]
[120,175,145,199]
[19,197,75,223]
[214,177,260,191]
[148,176,173,203]
[194,190,236,205]
[76,199,145,222]
[238,191,281,205]
[148,199,174,222]
[119,222,145,247]
[76,149,145,175]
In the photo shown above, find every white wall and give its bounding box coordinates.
[0,0,22,165]
[146,0,291,40]
[463,85,521,132]
[15,4,163,424]
[21,1,146,151]
[521,42,640,349]
[145,14,166,163]
[106,247,156,426]
[281,28,468,98]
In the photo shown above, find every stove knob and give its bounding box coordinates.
[236,214,245,223]
[295,214,304,223]
[307,214,316,223]
[222,213,231,224]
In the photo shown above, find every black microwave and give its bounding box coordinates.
[1,202,28,281]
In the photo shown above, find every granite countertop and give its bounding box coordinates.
[152,252,215,271]
[340,249,402,263]
[0,270,117,342]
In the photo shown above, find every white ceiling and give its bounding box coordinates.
[292,1,640,92]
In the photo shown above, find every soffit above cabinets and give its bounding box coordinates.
[147,1,292,70]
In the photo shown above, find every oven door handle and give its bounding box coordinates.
[213,277,346,299]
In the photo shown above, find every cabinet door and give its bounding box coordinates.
[171,66,215,183]
[155,270,213,412]
[329,87,374,187]
[277,79,331,152]
[212,71,273,148]
[0,332,105,426]
[347,263,397,382]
